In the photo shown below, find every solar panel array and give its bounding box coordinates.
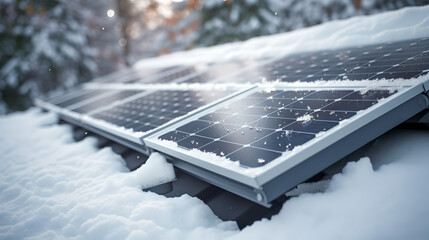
[37,37,429,206]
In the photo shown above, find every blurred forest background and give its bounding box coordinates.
[0,0,428,114]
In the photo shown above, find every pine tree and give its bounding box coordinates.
[197,0,280,46]
[0,0,96,113]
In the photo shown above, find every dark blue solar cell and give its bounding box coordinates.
[339,73,376,80]
[288,99,334,110]
[151,117,173,127]
[56,90,109,108]
[304,90,353,100]
[269,90,315,99]
[363,59,403,67]
[199,111,232,122]
[46,88,90,104]
[246,90,283,98]
[239,106,279,116]
[196,123,240,139]
[343,90,394,100]
[314,68,346,75]
[178,135,213,149]
[323,100,377,111]
[229,98,265,107]
[269,109,312,119]
[159,131,189,142]
[227,147,281,168]
[133,124,157,132]
[216,104,246,114]
[251,131,315,152]
[387,63,429,72]
[199,140,242,157]
[283,120,338,134]
[255,98,295,108]
[223,114,261,125]
[404,56,429,65]
[220,127,274,145]
[73,91,141,113]
[347,66,389,74]
[311,110,356,121]
[370,71,422,80]
[250,117,295,130]
[177,120,213,133]
[164,111,188,119]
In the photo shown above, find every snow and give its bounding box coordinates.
[2,6,429,240]
[135,5,429,68]
[1,108,429,240]
[126,152,175,189]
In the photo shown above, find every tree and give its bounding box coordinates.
[197,0,280,46]
[0,0,96,113]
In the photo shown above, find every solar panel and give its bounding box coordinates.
[151,88,390,167]
[35,37,429,207]
[35,89,112,115]
[86,89,238,134]
[214,38,429,84]
[145,82,429,206]
[70,90,142,113]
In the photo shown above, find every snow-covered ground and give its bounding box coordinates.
[1,6,429,240]
[1,106,429,240]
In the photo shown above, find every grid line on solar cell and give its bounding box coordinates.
[159,89,397,168]
[91,90,232,133]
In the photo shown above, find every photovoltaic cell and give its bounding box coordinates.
[90,90,232,133]
[158,89,397,168]
[71,90,142,113]
[53,89,110,108]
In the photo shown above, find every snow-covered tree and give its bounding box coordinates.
[197,0,428,47]
[71,0,124,75]
[197,0,280,46]
[0,0,96,112]
[271,0,429,33]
